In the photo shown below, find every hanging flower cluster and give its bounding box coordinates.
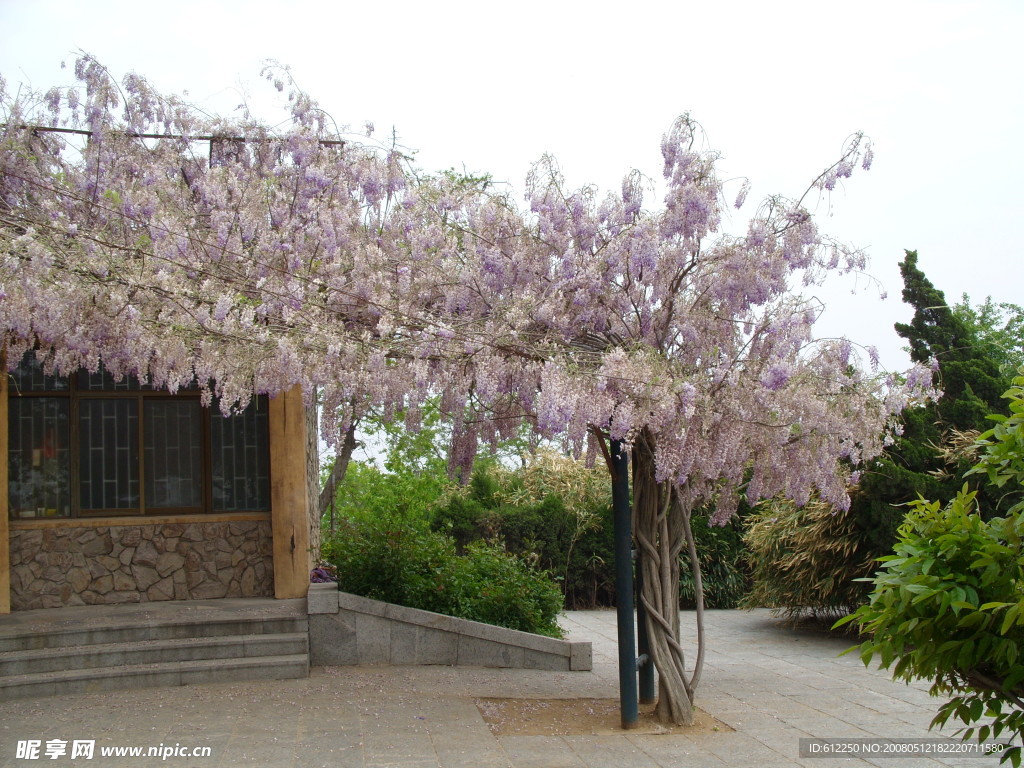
[1,57,931,519]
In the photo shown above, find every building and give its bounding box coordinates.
[1,351,319,614]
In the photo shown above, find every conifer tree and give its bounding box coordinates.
[851,250,1015,556]
[895,250,1006,426]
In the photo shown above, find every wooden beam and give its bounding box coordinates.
[1,349,10,613]
[11,512,270,530]
[269,386,311,599]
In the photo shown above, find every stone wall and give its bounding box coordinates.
[9,520,274,610]
[308,584,592,671]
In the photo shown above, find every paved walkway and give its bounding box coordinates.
[0,609,999,767]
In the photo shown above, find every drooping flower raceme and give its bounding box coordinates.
[1,61,929,511]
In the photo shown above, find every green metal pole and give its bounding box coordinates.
[611,439,639,729]
[635,547,657,705]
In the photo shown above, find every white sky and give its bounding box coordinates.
[1,0,1022,375]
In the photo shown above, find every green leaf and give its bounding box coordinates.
[968,697,984,721]
[904,583,933,595]
[982,601,1013,611]
[1001,605,1020,635]
[1001,667,1024,691]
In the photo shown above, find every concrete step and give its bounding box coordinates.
[0,598,311,700]
[0,616,308,653]
[0,598,308,652]
[0,632,308,676]
[0,654,310,701]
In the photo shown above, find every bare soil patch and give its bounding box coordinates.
[476,697,732,736]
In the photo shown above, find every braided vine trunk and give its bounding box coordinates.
[632,429,706,725]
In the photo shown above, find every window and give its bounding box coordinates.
[7,353,270,518]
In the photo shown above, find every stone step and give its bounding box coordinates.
[0,598,311,699]
[0,617,307,653]
[0,602,308,652]
[0,632,308,676]
[0,654,310,701]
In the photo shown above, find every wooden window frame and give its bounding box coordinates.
[7,362,269,519]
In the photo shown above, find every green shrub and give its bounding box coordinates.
[838,490,1024,764]
[680,513,750,610]
[494,494,619,610]
[742,496,876,621]
[328,449,752,614]
[432,452,617,609]
[454,541,566,636]
[432,455,751,610]
[322,510,564,638]
[839,373,1024,765]
[321,510,454,612]
[432,469,504,548]
[328,459,451,526]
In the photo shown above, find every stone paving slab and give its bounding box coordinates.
[0,608,997,767]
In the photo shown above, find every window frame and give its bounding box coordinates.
[7,358,270,519]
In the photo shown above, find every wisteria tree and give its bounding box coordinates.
[0,58,931,724]
[430,121,934,723]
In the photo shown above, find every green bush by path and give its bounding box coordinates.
[430,452,618,609]
[324,448,752,614]
[321,509,565,638]
[453,541,566,635]
[839,372,1024,765]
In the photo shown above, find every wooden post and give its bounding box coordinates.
[0,350,10,613]
[269,386,312,599]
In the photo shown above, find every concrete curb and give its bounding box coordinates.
[308,583,592,671]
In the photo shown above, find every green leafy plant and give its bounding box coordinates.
[742,496,876,621]
[969,376,1024,516]
[431,452,619,609]
[838,372,1024,764]
[453,541,566,636]
[321,509,565,638]
[680,513,750,610]
[433,454,753,610]
[328,458,452,527]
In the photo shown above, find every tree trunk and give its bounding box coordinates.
[318,420,358,534]
[680,500,706,693]
[631,428,705,725]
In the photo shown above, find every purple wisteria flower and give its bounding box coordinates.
[761,365,792,391]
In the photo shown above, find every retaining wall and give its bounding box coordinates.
[307,583,591,671]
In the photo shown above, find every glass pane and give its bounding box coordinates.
[79,399,139,510]
[144,400,202,508]
[78,367,144,391]
[8,351,69,393]
[211,396,270,511]
[8,398,71,518]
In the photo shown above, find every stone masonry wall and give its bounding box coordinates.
[9,520,273,610]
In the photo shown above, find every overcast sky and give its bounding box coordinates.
[1,0,1021,374]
